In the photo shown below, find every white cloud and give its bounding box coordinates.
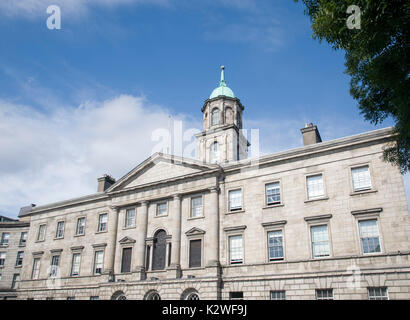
[0,95,200,218]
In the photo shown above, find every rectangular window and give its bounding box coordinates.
[121,248,132,273]
[19,232,28,246]
[76,217,86,235]
[98,214,108,232]
[306,174,324,199]
[268,230,284,260]
[90,296,99,300]
[189,239,202,268]
[67,297,75,300]
[156,202,168,216]
[15,251,24,267]
[46,297,54,300]
[11,274,20,289]
[229,292,243,300]
[94,251,104,275]
[190,196,203,218]
[359,220,381,254]
[32,258,41,280]
[71,253,81,276]
[228,189,242,211]
[352,166,372,191]
[56,221,65,238]
[311,225,330,258]
[125,208,136,228]
[229,235,243,264]
[368,287,388,300]
[145,245,150,270]
[270,290,286,300]
[266,182,281,205]
[0,252,6,267]
[37,224,46,241]
[0,233,10,245]
[50,255,60,278]
[316,289,333,300]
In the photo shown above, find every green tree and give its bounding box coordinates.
[296,0,410,173]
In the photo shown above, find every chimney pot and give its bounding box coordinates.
[300,123,322,146]
[98,174,116,192]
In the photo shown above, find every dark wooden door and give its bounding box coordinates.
[121,248,132,273]
[152,230,166,270]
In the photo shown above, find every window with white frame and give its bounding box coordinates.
[0,233,9,245]
[15,251,24,267]
[368,287,388,300]
[266,182,281,205]
[71,253,81,276]
[352,165,372,191]
[50,255,60,278]
[270,291,286,300]
[125,208,136,228]
[229,235,243,264]
[37,224,46,241]
[190,196,203,218]
[311,225,330,258]
[19,232,27,246]
[94,250,104,275]
[98,214,108,232]
[55,221,65,238]
[267,230,284,260]
[359,219,381,253]
[0,252,5,267]
[306,174,324,199]
[209,141,219,164]
[11,274,20,289]
[156,202,168,216]
[76,217,86,235]
[32,258,40,279]
[211,108,219,126]
[316,289,333,300]
[228,189,242,211]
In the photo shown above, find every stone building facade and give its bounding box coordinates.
[0,214,30,300]
[16,67,410,300]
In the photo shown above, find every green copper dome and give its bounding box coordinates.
[209,66,235,99]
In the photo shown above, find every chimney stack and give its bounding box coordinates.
[300,123,322,146]
[97,174,116,192]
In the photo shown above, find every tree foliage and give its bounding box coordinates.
[296,0,410,173]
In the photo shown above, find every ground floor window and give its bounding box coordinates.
[229,292,243,300]
[316,289,333,300]
[270,290,286,300]
[368,287,388,300]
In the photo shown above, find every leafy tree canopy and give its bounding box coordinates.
[296,0,410,173]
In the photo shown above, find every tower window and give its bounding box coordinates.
[211,108,219,126]
[210,142,219,163]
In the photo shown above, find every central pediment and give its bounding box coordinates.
[107,153,219,192]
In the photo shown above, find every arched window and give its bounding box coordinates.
[111,291,126,300]
[211,108,219,126]
[145,290,161,300]
[225,107,233,124]
[181,289,200,300]
[152,229,167,271]
[209,141,219,164]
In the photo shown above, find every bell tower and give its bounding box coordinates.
[195,66,249,163]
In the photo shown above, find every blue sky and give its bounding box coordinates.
[0,0,408,218]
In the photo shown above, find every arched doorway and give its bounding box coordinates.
[152,229,167,270]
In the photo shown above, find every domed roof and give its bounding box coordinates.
[209,66,235,99]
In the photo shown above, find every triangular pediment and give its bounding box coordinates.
[107,153,219,192]
[185,227,206,236]
[119,236,136,244]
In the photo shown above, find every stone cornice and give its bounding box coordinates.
[223,225,247,232]
[0,222,30,229]
[351,208,383,216]
[262,220,287,228]
[304,214,333,222]
[201,96,244,112]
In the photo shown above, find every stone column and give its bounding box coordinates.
[135,200,149,279]
[207,187,220,267]
[168,194,182,278]
[106,206,119,280]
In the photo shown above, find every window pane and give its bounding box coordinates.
[210,142,219,163]
[368,287,388,300]
[94,251,103,274]
[229,189,242,211]
[266,182,281,204]
[191,196,203,217]
[268,231,283,260]
[359,220,381,253]
[311,225,330,258]
[316,289,333,300]
[76,218,85,235]
[189,239,202,268]
[71,253,81,276]
[211,108,219,126]
[229,235,243,264]
[125,209,136,227]
[352,166,371,191]
[99,214,107,232]
[270,291,286,300]
[307,174,324,199]
[157,203,167,216]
